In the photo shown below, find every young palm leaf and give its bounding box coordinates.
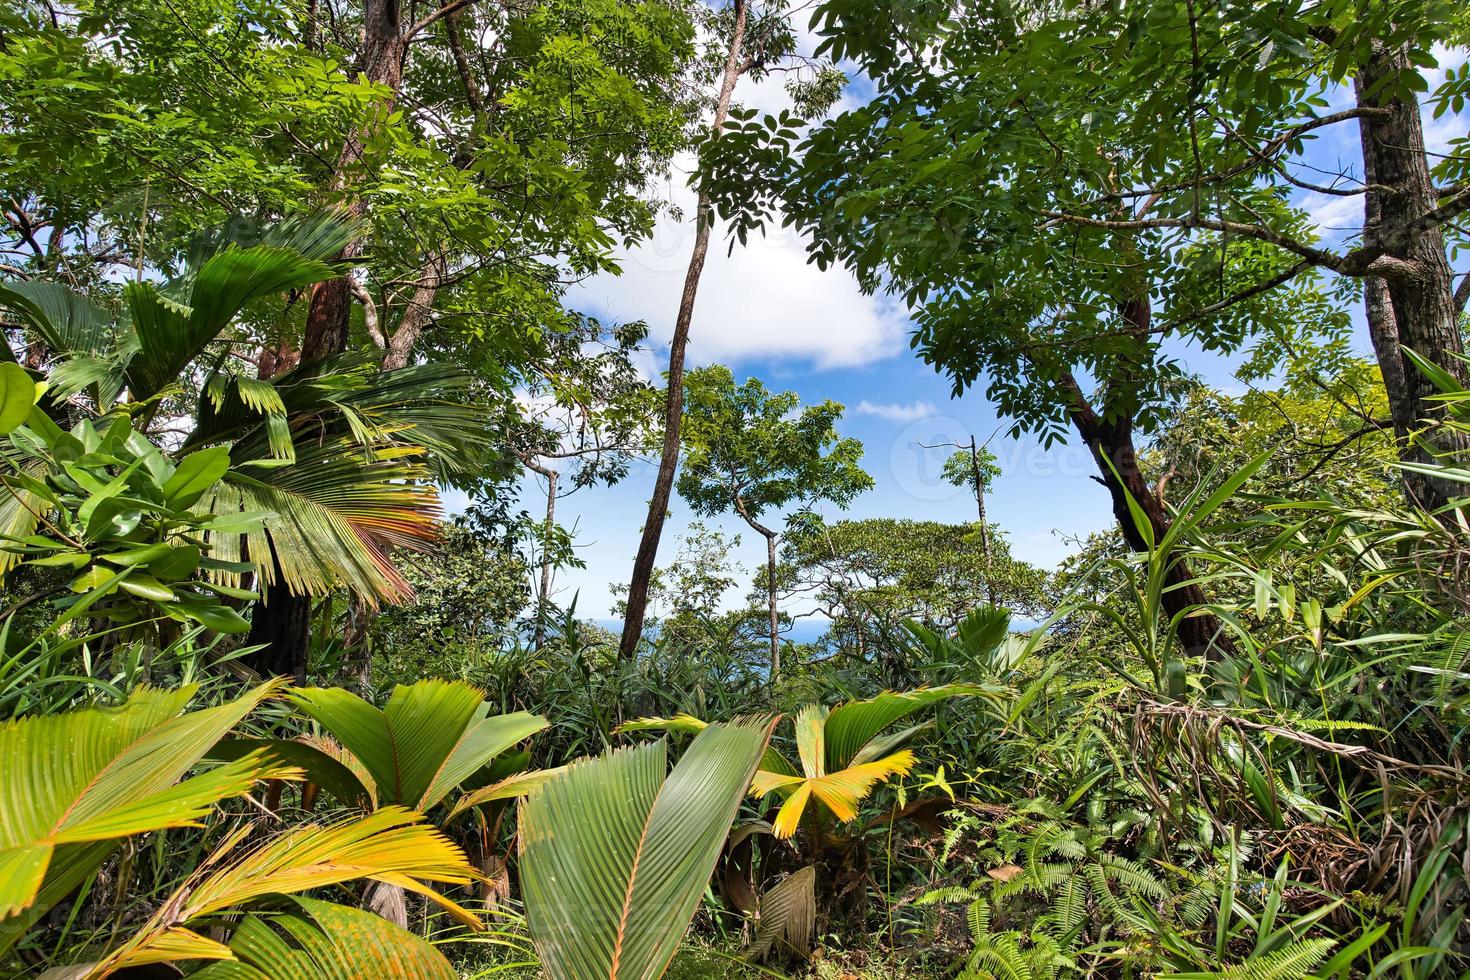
[193,898,457,980]
[627,685,987,840]
[519,716,776,980]
[289,680,548,812]
[45,896,457,980]
[58,808,479,978]
[0,682,292,952]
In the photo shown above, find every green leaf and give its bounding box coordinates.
[519,716,775,980]
[163,447,231,510]
[0,363,37,435]
[190,897,455,980]
[823,684,989,772]
[291,681,547,811]
[118,573,176,602]
[0,682,289,951]
[208,738,373,810]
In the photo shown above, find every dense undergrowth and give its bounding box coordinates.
[3,0,1470,976]
[3,377,1470,977]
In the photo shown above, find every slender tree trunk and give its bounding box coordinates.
[1059,368,1230,659]
[526,461,558,648]
[618,0,750,661]
[765,528,779,680]
[1356,43,1470,510]
[380,254,445,371]
[967,436,995,605]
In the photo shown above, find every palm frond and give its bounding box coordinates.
[519,717,775,980]
[823,684,991,772]
[0,683,290,951]
[749,866,815,961]
[290,681,546,810]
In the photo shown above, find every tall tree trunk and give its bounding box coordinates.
[765,528,779,680]
[300,0,410,365]
[1058,368,1232,661]
[526,461,558,648]
[244,346,314,680]
[967,436,995,606]
[618,0,750,661]
[1356,43,1470,511]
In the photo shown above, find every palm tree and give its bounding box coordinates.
[517,716,776,980]
[0,215,493,676]
[224,679,550,925]
[0,680,478,968]
[619,683,993,959]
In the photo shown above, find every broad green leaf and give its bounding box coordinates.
[823,684,988,772]
[0,683,290,951]
[0,363,37,435]
[189,897,456,980]
[520,716,775,980]
[163,447,231,510]
[291,680,546,811]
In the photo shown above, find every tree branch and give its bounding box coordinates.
[408,0,477,38]
[348,277,386,348]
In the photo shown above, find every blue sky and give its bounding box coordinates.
[449,35,1470,622]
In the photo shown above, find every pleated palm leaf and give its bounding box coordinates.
[0,681,294,954]
[0,216,493,607]
[186,355,498,603]
[282,679,550,815]
[620,683,990,839]
[39,809,477,979]
[518,716,776,980]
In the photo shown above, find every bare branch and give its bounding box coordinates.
[348,277,386,348]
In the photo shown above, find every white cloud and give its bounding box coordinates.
[569,160,908,371]
[854,399,936,422]
[1293,189,1363,246]
[566,23,906,373]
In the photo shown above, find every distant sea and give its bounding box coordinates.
[590,617,832,645]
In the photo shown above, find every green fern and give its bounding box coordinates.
[1160,937,1336,980]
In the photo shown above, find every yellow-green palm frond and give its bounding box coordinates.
[199,445,441,605]
[771,782,815,840]
[823,684,991,772]
[0,682,291,952]
[290,680,547,812]
[763,750,916,839]
[794,703,829,778]
[445,766,567,823]
[806,750,916,823]
[75,808,480,977]
[58,896,458,980]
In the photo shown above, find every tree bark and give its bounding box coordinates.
[617,0,750,661]
[244,345,314,680]
[765,528,779,679]
[1059,368,1230,660]
[245,569,313,682]
[301,0,411,365]
[379,254,446,371]
[1356,43,1470,511]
